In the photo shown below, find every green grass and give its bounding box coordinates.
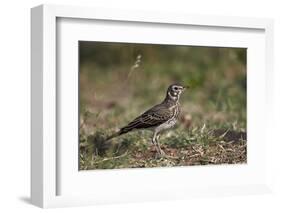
[79,123,246,170]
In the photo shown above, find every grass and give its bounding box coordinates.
[79,42,247,170]
[79,119,246,170]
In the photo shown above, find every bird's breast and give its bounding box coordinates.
[170,103,180,119]
[155,117,178,133]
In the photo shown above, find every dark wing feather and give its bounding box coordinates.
[119,104,173,134]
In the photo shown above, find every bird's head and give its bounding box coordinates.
[166,83,188,101]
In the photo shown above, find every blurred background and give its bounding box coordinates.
[79,41,246,132]
[79,41,246,169]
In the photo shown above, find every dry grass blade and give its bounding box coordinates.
[92,151,128,165]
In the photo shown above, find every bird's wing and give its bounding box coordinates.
[119,104,173,134]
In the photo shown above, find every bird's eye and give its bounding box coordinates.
[174,87,178,90]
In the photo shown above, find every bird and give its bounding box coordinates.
[106,83,187,157]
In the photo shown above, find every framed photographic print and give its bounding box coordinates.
[31,4,274,208]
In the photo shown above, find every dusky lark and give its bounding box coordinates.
[107,83,187,157]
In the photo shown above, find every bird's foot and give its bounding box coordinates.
[155,148,167,159]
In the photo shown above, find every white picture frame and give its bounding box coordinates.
[31,4,274,208]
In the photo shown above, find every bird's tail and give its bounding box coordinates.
[105,131,120,141]
[105,127,130,141]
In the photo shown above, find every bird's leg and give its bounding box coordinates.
[156,135,166,156]
[152,132,166,157]
[152,132,157,151]
[154,134,179,159]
